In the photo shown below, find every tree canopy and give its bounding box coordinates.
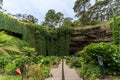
[42,9,64,27]
[12,14,38,24]
[0,0,3,9]
[73,0,120,25]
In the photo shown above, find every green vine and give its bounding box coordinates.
[111,16,120,45]
[0,12,73,56]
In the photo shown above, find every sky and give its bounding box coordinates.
[3,0,76,23]
[3,0,95,23]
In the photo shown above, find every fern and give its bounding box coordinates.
[0,32,29,57]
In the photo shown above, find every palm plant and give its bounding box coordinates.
[0,31,21,57]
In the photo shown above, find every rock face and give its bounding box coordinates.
[70,25,112,54]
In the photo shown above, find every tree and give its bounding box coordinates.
[73,0,120,25]
[0,0,3,9]
[43,9,56,27]
[12,14,38,24]
[62,17,73,27]
[89,0,111,21]
[43,9,64,27]
[79,12,90,25]
[56,12,64,27]
[73,0,91,16]
[73,0,91,25]
[73,20,81,27]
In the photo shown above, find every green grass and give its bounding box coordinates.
[0,75,22,80]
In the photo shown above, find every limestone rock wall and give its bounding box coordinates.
[70,25,112,54]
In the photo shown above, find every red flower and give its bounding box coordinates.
[15,68,21,75]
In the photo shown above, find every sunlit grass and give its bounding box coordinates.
[74,20,112,30]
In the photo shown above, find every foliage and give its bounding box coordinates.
[0,55,60,79]
[0,12,72,56]
[77,42,120,79]
[65,56,81,68]
[0,0,3,9]
[73,0,91,16]
[0,55,10,69]
[12,13,38,24]
[73,0,91,25]
[27,64,44,80]
[43,9,64,27]
[0,75,21,80]
[5,63,16,75]
[73,20,81,27]
[78,63,101,80]
[42,66,51,78]
[0,32,23,57]
[70,57,81,68]
[111,17,120,45]
[0,12,24,34]
[23,47,36,56]
[5,36,29,50]
[73,0,120,25]
[79,12,90,25]
[62,17,73,27]
[50,56,60,65]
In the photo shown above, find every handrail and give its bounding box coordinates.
[62,59,65,80]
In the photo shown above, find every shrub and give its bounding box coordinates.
[42,66,51,78]
[27,64,44,80]
[65,56,72,64]
[50,56,60,65]
[5,63,16,75]
[77,42,120,79]
[78,63,102,80]
[0,56,10,69]
[42,57,51,65]
[70,57,81,68]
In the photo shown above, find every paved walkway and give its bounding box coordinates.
[45,59,83,80]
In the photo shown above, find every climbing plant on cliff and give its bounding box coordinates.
[0,12,24,34]
[0,12,73,56]
[32,25,73,56]
[111,16,120,45]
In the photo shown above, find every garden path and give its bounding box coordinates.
[45,59,83,80]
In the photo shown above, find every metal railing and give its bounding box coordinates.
[62,59,65,80]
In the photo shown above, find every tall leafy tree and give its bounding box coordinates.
[62,17,73,27]
[73,0,120,25]
[73,0,91,16]
[56,12,64,27]
[73,20,81,27]
[43,9,64,27]
[88,0,120,21]
[73,0,91,25]
[88,0,110,21]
